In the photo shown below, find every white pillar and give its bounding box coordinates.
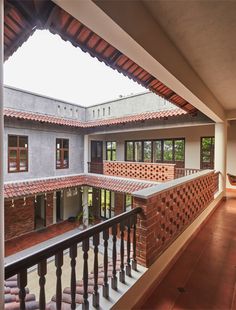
[84,134,89,173]
[82,186,89,228]
[0,0,4,308]
[214,122,227,194]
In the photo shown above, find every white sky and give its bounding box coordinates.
[4,30,146,106]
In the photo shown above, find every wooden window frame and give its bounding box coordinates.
[105,141,116,161]
[200,136,215,169]
[125,138,185,167]
[8,135,28,173]
[56,138,69,169]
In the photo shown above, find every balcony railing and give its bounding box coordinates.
[174,167,202,179]
[88,162,103,174]
[5,208,142,310]
[88,161,202,182]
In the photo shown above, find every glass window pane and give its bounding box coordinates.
[174,140,184,161]
[8,136,17,147]
[107,150,112,161]
[125,194,132,211]
[63,150,69,167]
[63,139,69,149]
[112,150,116,161]
[112,142,116,149]
[153,141,162,162]
[9,149,17,159]
[106,142,112,150]
[126,142,133,161]
[163,140,173,161]
[134,141,142,162]
[56,139,61,149]
[143,141,152,162]
[19,136,28,148]
[20,150,27,160]
[9,160,17,172]
[19,160,27,171]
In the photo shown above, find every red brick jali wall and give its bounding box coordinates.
[5,193,54,240]
[103,161,175,182]
[134,172,216,267]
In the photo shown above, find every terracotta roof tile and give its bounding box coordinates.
[4,174,157,199]
[4,108,186,129]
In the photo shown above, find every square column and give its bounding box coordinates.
[0,0,4,307]
[214,122,227,194]
[82,186,89,228]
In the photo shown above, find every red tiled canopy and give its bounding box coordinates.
[4,0,197,114]
[4,174,157,199]
[4,107,187,128]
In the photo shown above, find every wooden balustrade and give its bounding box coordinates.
[5,208,142,309]
[88,162,104,174]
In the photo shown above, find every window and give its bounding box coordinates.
[97,109,100,117]
[201,137,214,169]
[106,141,116,161]
[103,108,105,116]
[100,189,114,219]
[93,110,95,118]
[8,135,28,173]
[143,141,152,162]
[108,106,111,115]
[56,138,69,169]
[125,194,132,212]
[125,138,185,167]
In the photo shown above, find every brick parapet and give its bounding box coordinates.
[104,161,175,182]
[134,172,216,267]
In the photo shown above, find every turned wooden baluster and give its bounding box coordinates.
[93,233,100,307]
[126,218,132,277]
[17,269,27,310]
[132,214,137,271]
[103,228,109,298]
[55,251,63,310]
[82,239,89,310]
[111,225,118,290]
[38,259,47,310]
[70,244,77,310]
[119,221,125,283]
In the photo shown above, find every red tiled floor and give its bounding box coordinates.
[5,220,82,257]
[141,196,236,310]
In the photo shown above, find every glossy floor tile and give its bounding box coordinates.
[141,197,236,310]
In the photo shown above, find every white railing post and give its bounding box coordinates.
[0,0,4,308]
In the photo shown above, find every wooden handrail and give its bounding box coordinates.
[5,207,142,279]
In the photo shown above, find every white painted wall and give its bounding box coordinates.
[62,190,81,220]
[88,124,215,169]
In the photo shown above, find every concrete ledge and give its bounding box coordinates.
[111,191,224,310]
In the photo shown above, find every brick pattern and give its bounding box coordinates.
[115,192,125,215]
[104,161,175,182]
[134,172,216,267]
[213,171,220,194]
[5,193,54,241]
[5,197,35,240]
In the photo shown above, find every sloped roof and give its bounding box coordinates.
[4,107,187,128]
[4,174,158,199]
[4,0,197,114]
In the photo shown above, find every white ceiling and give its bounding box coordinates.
[142,0,236,110]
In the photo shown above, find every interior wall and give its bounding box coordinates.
[63,190,81,220]
[88,124,214,169]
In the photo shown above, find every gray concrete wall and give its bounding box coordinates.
[4,86,86,121]
[85,92,176,121]
[88,124,215,169]
[4,120,84,182]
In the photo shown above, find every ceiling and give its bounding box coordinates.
[142,0,236,111]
